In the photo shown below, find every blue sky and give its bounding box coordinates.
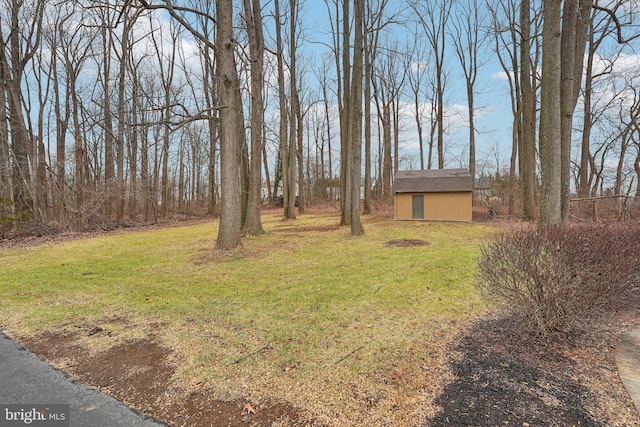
[291,0,515,175]
[283,0,640,187]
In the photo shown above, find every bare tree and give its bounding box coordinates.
[410,0,453,169]
[519,0,538,220]
[339,0,351,225]
[450,0,486,189]
[317,55,335,201]
[538,0,562,227]
[241,0,265,235]
[487,0,521,215]
[578,4,624,197]
[273,0,295,220]
[560,0,592,223]
[406,35,428,171]
[363,0,390,213]
[215,0,243,249]
[371,56,392,199]
[0,0,46,217]
[287,0,301,218]
[349,0,364,235]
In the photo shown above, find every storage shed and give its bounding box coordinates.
[393,169,473,221]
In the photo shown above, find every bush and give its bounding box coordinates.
[477,223,640,334]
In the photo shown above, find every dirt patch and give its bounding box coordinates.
[272,224,340,233]
[23,331,88,365]
[76,340,173,412]
[384,239,430,247]
[22,330,307,427]
[164,395,302,427]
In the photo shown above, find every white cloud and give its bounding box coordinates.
[491,70,512,81]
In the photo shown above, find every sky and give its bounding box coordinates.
[292,0,518,176]
[290,0,640,185]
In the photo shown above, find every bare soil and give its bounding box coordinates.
[384,239,430,247]
[23,331,305,427]
[272,224,340,233]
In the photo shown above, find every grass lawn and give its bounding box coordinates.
[0,212,495,426]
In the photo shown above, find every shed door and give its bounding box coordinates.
[412,195,424,219]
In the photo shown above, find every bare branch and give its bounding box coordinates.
[592,4,640,44]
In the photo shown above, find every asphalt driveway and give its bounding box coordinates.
[0,332,168,427]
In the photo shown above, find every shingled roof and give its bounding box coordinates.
[393,169,473,193]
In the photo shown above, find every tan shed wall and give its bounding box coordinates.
[394,192,472,221]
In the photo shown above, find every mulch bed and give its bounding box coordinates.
[427,312,640,427]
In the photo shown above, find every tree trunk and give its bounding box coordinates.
[241,0,265,235]
[579,24,595,198]
[392,97,399,175]
[214,0,243,250]
[349,0,364,235]
[287,0,299,219]
[53,49,67,224]
[115,12,130,222]
[239,85,250,225]
[519,0,536,220]
[203,43,218,217]
[539,0,562,227]
[129,78,139,219]
[321,66,334,202]
[102,24,115,223]
[340,0,351,226]
[0,83,11,203]
[274,0,292,220]
[560,0,592,223]
[262,142,271,202]
[363,47,372,214]
[296,100,305,214]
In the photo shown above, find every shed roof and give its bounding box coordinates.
[475,176,493,190]
[393,169,473,193]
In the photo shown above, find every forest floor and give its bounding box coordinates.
[3,215,640,426]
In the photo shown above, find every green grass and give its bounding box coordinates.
[0,213,495,425]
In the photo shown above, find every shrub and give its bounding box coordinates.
[477,223,640,334]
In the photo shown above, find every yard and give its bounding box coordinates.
[0,213,638,426]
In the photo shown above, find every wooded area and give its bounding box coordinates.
[1,0,639,248]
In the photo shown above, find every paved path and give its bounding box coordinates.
[0,332,169,427]
[616,328,640,416]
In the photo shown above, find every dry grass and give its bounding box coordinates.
[0,213,494,425]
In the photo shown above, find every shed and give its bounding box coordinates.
[393,169,473,221]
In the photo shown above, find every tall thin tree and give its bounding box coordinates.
[242,0,265,235]
[215,0,243,249]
